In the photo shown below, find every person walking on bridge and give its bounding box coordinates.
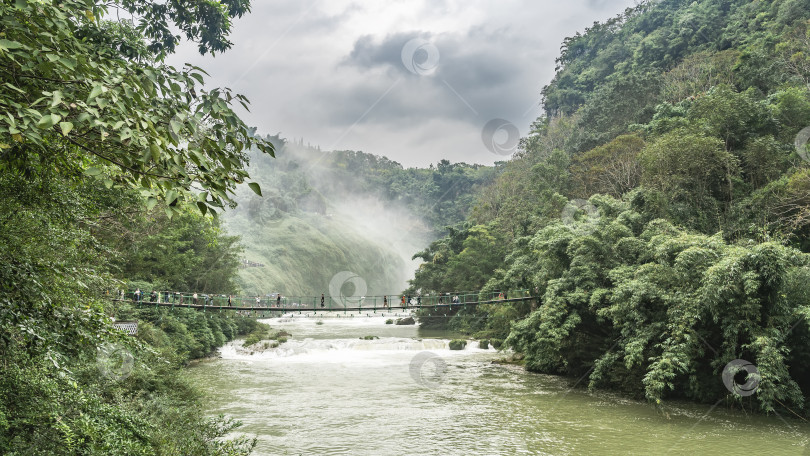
[384,295,388,309]
[321,294,325,308]
[277,294,282,307]
[228,295,232,307]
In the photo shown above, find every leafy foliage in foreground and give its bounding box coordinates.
[0,0,273,216]
[0,0,271,453]
[0,169,261,453]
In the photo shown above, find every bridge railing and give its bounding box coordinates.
[115,289,533,312]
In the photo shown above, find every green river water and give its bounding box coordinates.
[187,314,810,455]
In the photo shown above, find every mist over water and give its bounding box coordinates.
[329,194,429,278]
[222,139,435,296]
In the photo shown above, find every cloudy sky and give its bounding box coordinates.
[167,0,638,168]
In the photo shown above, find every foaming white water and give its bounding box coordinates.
[222,337,493,362]
[259,313,413,324]
[217,313,497,368]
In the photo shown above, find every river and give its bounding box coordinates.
[187,313,810,455]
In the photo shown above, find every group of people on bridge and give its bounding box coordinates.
[126,289,287,308]
[121,288,526,310]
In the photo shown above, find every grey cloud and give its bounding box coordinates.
[168,0,639,167]
[328,26,539,131]
[345,31,430,75]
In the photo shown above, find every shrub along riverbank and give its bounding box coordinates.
[3,295,266,454]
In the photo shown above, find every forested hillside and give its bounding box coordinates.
[409,0,810,414]
[225,135,496,295]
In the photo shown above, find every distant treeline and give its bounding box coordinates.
[237,135,500,235]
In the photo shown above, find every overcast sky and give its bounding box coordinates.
[167,0,638,168]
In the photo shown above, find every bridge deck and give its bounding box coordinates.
[113,296,535,312]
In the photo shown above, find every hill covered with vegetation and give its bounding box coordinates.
[224,136,497,296]
[409,0,810,415]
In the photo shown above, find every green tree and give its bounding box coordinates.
[0,1,270,453]
[506,201,810,411]
[640,130,738,230]
[0,1,273,216]
[687,85,775,151]
[103,205,243,293]
[571,134,645,198]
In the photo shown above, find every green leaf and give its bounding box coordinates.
[170,119,182,135]
[149,143,160,162]
[58,57,76,70]
[36,113,60,129]
[248,182,262,196]
[59,121,73,136]
[196,202,208,215]
[0,39,23,51]
[84,167,102,176]
[51,91,63,107]
[146,197,158,211]
[88,85,103,101]
[165,189,178,204]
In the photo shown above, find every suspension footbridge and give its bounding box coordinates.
[113,290,537,314]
